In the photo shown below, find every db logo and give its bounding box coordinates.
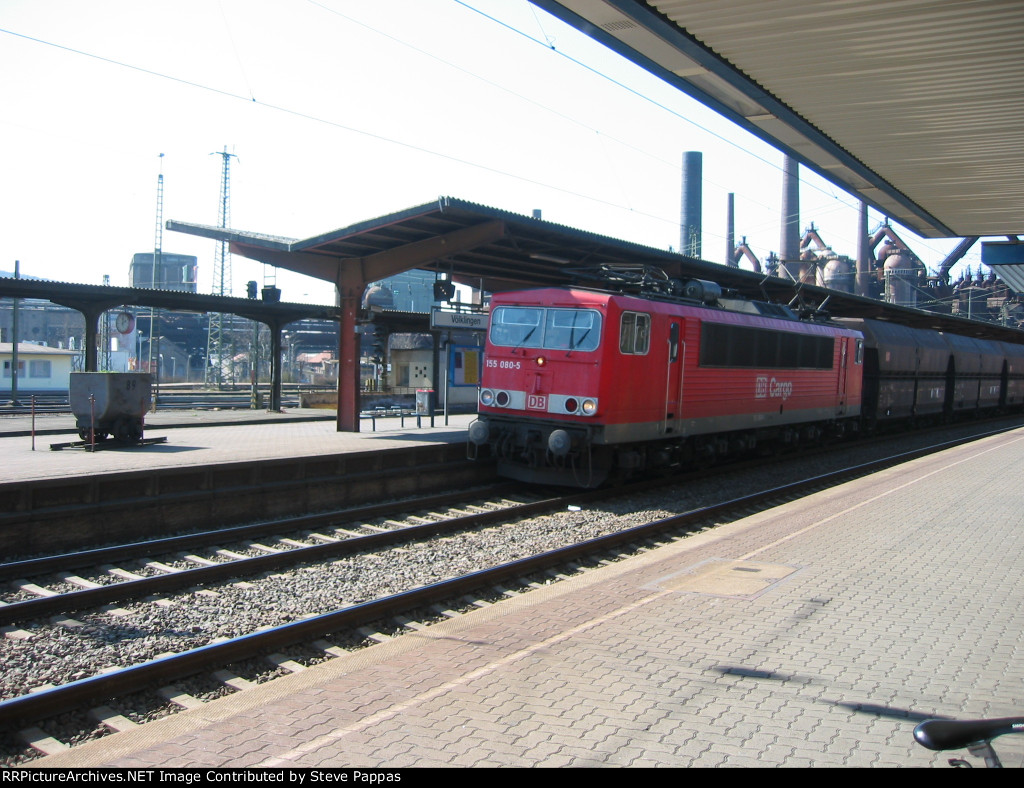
[755,376,768,399]
[527,395,547,410]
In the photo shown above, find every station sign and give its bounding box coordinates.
[982,242,1024,293]
[981,241,1024,265]
[430,308,488,331]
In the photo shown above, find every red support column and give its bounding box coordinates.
[336,291,361,432]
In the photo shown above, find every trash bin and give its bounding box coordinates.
[415,388,434,415]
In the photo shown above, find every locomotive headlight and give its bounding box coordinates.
[536,356,547,367]
[563,397,579,414]
[581,398,598,415]
[480,389,495,406]
[495,390,510,407]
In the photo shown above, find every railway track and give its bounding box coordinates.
[0,483,541,625]
[0,440,486,560]
[2,420,1019,762]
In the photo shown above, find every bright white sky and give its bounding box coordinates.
[0,0,981,305]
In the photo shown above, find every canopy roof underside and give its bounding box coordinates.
[533,0,1024,239]
[168,198,1024,342]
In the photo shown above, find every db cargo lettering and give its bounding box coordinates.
[755,377,793,400]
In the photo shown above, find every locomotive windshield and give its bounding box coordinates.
[490,307,601,352]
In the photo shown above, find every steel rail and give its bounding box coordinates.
[1,426,1015,729]
[0,481,517,583]
[0,442,487,562]
[0,487,586,626]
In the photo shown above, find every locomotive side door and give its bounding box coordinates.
[837,337,849,413]
[665,320,684,432]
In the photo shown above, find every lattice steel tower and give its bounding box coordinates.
[205,146,237,387]
[154,153,165,283]
[148,153,164,387]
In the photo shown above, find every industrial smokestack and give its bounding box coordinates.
[725,192,736,267]
[856,201,871,297]
[680,151,702,258]
[780,155,800,279]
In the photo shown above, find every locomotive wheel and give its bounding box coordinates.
[79,429,109,442]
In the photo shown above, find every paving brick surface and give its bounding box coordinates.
[28,427,1024,768]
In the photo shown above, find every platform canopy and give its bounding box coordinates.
[168,197,1024,342]
[531,0,1024,239]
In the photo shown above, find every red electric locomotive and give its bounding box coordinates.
[468,268,864,486]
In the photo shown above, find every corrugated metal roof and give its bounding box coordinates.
[0,277,341,324]
[986,263,1024,294]
[169,198,1024,342]
[172,197,720,292]
[533,0,1024,239]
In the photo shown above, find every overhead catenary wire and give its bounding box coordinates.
[0,6,943,271]
[0,26,674,229]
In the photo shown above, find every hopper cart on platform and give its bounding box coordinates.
[69,372,152,444]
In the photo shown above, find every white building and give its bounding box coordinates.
[1,343,79,393]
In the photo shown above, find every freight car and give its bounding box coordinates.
[466,267,1023,487]
[837,318,1024,427]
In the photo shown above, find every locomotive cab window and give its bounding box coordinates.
[620,312,650,355]
[490,306,601,351]
[544,309,601,351]
[490,307,543,348]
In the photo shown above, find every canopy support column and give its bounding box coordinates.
[336,277,363,432]
[80,306,104,372]
[263,319,286,412]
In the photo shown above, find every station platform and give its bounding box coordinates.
[26,426,1024,768]
[0,409,476,484]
